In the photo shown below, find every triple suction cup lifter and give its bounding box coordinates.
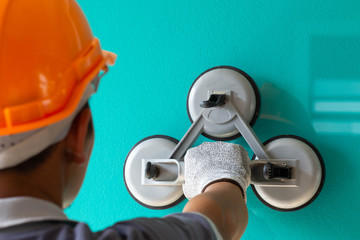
[142,90,295,187]
[124,66,325,211]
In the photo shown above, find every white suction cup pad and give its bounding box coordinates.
[124,136,184,209]
[187,66,260,140]
[252,136,325,211]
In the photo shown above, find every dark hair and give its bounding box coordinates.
[14,144,57,172]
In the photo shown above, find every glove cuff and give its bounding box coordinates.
[202,178,245,199]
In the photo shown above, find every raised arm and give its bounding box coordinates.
[184,181,248,240]
[182,142,251,240]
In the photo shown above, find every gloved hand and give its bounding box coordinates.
[183,142,251,202]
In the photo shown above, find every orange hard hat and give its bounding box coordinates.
[0,0,116,136]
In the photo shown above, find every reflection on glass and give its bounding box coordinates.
[314,100,360,113]
[254,83,316,142]
[313,120,360,134]
[310,35,360,136]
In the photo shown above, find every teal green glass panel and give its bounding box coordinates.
[65,1,360,239]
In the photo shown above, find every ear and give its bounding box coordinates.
[65,106,92,164]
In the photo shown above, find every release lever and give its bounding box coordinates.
[145,162,160,179]
[263,162,292,180]
[200,94,226,108]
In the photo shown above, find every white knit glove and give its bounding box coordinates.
[183,142,251,202]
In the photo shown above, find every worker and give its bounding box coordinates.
[0,1,250,239]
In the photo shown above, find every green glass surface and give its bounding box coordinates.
[65,1,360,239]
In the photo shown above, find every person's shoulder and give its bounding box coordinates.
[164,212,222,240]
[97,213,220,240]
[0,221,92,240]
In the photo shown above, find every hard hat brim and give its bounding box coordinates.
[0,40,117,136]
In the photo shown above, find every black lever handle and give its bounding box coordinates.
[200,94,226,108]
[263,162,292,180]
[145,162,160,179]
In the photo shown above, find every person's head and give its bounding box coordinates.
[0,0,116,208]
[2,101,95,208]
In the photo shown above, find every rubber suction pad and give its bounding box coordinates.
[187,66,261,141]
[123,135,185,209]
[251,135,325,211]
